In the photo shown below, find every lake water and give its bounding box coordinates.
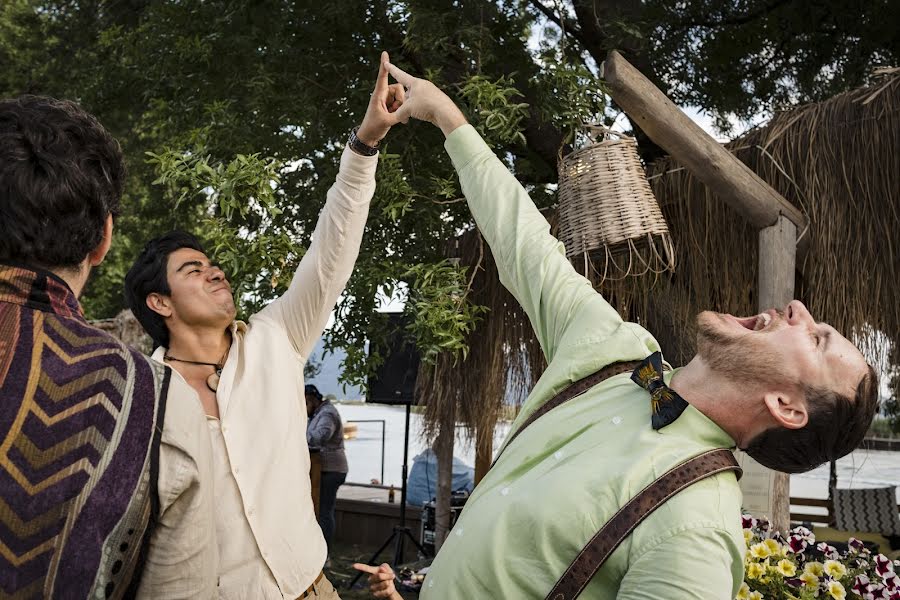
[335,403,900,502]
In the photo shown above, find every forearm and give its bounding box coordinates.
[307,417,337,447]
[444,126,612,358]
[259,146,376,357]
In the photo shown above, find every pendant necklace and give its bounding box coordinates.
[164,347,229,392]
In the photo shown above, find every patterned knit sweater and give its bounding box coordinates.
[0,264,167,599]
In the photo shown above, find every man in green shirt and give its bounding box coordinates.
[364,62,879,599]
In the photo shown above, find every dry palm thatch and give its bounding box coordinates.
[640,67,899,367]
[416,226,545,442]
[420,68,899,438]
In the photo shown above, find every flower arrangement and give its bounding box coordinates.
[738,514,900,599]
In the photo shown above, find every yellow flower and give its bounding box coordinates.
[776,559,797,577]
[749,592,764,600]
[799,572,819,588]
[750,542,770,559]
[804,561,825,577]
[823,559,847,579]
[743,529,753,544]
[764,538,782,557]
[736,581,751,600]
[827,580,846,600]
[747,562,766,580]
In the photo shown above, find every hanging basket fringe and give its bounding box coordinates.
[557,126,676,282]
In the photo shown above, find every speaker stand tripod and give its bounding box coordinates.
[349,403,430,589]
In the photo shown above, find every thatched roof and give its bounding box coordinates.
[642,66,899,367]
[421,67,899,437]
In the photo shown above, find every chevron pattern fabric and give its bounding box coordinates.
[833,486,900,536]
[0,265,167,599]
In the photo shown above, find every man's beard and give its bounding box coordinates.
[695,311,788,386]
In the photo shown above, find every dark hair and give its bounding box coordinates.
[305,384,323,402]
[0,95,124,268]
[745,365,880,474]
[124,231,205,349]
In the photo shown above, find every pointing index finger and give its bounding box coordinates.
[385,61,415,87]
[352,563,380,575]
[374,51,390,93]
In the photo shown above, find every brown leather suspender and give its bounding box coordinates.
[489,361,742,600]
[545,448,741,599]
[493,360,641,466]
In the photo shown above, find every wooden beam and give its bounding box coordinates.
[755,215,797,533]
[602,50,806,232]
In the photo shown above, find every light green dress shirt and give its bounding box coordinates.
[420,125,746,600]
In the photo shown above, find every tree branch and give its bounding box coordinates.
[527,0,588,48]
[675,0,791,29]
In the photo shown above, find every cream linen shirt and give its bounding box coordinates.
[153,145,377,598]
[137,375,218,599]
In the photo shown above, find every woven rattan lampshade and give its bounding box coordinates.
[557,127,675,281]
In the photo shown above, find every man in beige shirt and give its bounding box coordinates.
[0,95,217,598]
[124,53,405,599]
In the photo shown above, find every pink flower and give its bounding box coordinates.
[788,534,809,553]
[876,554,895,578]
[817,541,840,559]
[882,572,898,592]
[854,574,878,600]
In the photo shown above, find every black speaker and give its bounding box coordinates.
[367,312,420,405]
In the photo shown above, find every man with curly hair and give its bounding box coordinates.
[0,96,216,598]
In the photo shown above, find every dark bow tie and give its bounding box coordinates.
[631,351,689,430]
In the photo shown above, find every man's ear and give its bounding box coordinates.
[87,215,114,267]
[763,391,808,430]
[146,292,173,318]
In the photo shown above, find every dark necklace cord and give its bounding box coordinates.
[164,355,221,369]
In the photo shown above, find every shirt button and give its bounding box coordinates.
[500,487,510,496]
[612,416,623,425]
[222,425,228,433]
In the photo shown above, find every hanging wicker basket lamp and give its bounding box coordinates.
[557,125,676,282]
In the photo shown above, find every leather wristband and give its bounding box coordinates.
[348,126,379,156]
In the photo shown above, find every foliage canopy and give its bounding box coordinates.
[1,0,895,393]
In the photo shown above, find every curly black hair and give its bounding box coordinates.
[0,95,124,268]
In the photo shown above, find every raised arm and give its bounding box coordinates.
[383,62,625,361]
[258,53,406,358]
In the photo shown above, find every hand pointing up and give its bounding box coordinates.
[356,51,408,147]
[382,59,469,137]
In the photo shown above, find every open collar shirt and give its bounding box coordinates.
[152,145,377,598]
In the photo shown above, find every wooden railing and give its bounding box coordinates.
[790,497,833,526]
[790,496,900,527]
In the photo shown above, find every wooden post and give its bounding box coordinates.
[474,420,493,485]
[755,215,796,533]
[602,50,806,235]
[602,50,803,534]
[433,423,455,551]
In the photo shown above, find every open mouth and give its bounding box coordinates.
[734,312,772,332]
